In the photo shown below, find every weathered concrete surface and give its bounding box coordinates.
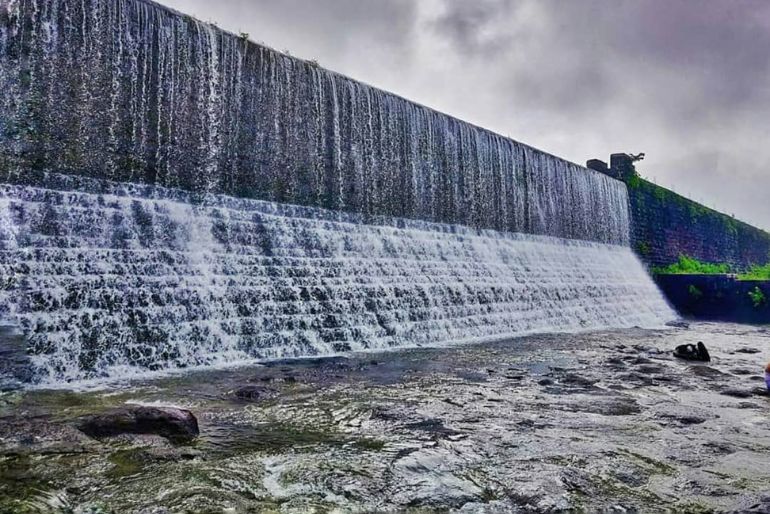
[1,322,769,512]
[656,275,770,324]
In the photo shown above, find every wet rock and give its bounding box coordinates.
[666,320,690,329]
[674,342,711,362]
[371,406,400,421]
[77,406,199,443]
[730,494,770,513]
[617,371,656,387]
[702,441,737,455]
[538,378,554,386]
[752,387,770,397]
[636,364,666,375]
[735,348,761,354]
[404,418,462,437]
[656,405,715,426]
[688,366,728,379]
[0,416,97,455]
[731,368,756,376]
[560,373,599,387]
[585,398,641,416]
[233,385,275,401]
[720,388,754,399]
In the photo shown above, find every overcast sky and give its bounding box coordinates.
[158,0,770,231]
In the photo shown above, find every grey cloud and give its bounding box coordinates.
[432,0,517,56]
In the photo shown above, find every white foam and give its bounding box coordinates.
[0,178,676,386]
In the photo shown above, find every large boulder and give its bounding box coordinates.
[77,406,199,443]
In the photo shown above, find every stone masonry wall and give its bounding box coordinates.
[628,176,770,270]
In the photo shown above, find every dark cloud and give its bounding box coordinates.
[432,0,517,56]
[155,0,770,230]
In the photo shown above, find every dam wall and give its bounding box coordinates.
[0,0,677,385]
[0,174,674,384]
[589,156,770,270]
[0,0,629,245]
[628,178,770,269]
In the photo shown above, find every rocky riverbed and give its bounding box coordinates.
[1,322,769,513]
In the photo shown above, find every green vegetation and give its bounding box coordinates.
[748,287,766,308]
[626,173,641,190]
[652,255,731,276]
[740,263,770,281]
[653,255,770,282]
[688,285,704,301]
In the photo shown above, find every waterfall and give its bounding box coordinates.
[0,175,674,385]
[0,0,677,386]
[1,0,630,245]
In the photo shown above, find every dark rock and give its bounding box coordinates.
[666,320,690,329]
[371,406,400,421]
[593,398,642,416]
[404,418,462,437]
[560,373,599,387]
[657,405,713,426]
[636,364,666,375]
[617,371,656,386]
[688,366,728,379]
[674,342,710,362]
[671,415,709,426]
[752,387,770,397]
[720,388,754,399]
[77,406,199,443]
[234,385,275,401]
[735,348,761,354]
[538,378,554,386]
[731,368,756,376]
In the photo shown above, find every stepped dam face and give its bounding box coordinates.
[0,175,674,385]
[0,0,676,385]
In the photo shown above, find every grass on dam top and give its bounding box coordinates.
[654,255,770,281]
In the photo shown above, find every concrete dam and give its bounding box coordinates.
[0,0,675,385]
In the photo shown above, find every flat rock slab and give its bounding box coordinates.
[77,406,199,443]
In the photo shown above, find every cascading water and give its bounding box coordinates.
[0,0,676,385]
[0,0,630,245]
[0,175,674,385]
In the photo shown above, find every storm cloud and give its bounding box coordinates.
[158,0,770,230]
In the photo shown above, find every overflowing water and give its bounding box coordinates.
[0,174,674,385]
[0,0,677,386]
[0,0,630,245]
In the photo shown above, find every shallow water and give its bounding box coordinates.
[1,322,770,513]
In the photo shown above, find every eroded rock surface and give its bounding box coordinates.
[1,323,769,513]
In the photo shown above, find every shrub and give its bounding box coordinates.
[653,255,730,276]
[688,285,704,300]
[748,287,766,308]
[738,264,770,281]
